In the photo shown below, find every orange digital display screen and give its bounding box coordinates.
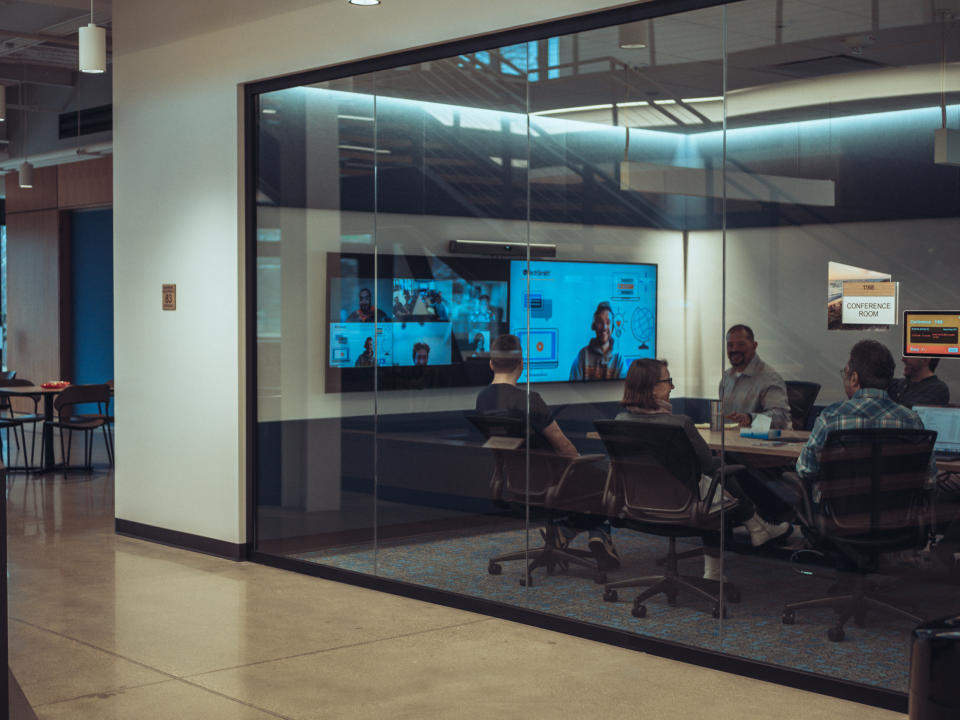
[903,311,960,357]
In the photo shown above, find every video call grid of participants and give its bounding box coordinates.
[330,276,507,369]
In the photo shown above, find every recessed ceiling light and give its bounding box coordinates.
[348,0,380,5]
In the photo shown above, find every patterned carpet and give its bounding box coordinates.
[296,525,958,692]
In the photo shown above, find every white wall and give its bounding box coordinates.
[112,0,640,544]
[691,218,960,407]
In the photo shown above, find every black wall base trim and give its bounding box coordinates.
[116,519,247,561]
[250,551,907,713]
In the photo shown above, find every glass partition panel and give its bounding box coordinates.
[523,8,727,644]
[255,73,379,572]
[720,0,960,692]
[367,51,535,602]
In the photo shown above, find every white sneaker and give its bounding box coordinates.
[745,516,792,547]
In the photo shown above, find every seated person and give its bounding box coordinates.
[617,358,791,580]
[719,324,790,429]
[354,337,375,367]
[797,340,928,481]
[888,356,950,408]
[476,333,620,569]
[569,302,624,381]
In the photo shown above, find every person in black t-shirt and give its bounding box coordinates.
[889,356,950,408]
[475,334,620,569]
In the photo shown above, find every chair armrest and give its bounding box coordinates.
[781,471,813,525]
[568,453,606,466]
[546,454,609,514]
[701,464,746,507]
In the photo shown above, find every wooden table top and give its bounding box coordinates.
[0,385,64,395]
[697,427,809,459]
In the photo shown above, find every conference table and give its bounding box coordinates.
[0,385,64,472]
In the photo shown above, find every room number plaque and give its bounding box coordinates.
[162,284,177,311]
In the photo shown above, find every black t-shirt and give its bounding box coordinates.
[475,383,554,437]
[888,375,950,408]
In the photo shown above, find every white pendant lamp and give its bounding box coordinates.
[79,0,106,73]
[348,0,381,5]
[618,21,649,49]
[18,161,34,189]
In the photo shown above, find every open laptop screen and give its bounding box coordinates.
[914,405,960,454]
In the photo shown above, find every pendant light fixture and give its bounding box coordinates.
[19,83,33,189]
[618,21,649,49]
[79,0,106,73]
[348,0,381,6]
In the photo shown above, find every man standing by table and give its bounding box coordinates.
[719,324,790,429]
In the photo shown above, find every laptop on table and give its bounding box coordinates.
[914,405,960,460]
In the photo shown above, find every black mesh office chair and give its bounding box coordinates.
[785,381,821,431]
[593,419,742,619]
[468,414,609,586]
[780,428,935,641]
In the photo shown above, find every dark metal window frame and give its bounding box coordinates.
[242,0,905,711]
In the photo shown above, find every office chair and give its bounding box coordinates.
[593,419,742,619]
[785,381,821,431]
[467,414,609,586]
[780,428,935,641]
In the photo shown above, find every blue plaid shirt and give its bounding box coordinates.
[796,388,927,479]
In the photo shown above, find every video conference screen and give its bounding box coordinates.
[326,252,657,392]
[509,260,657,383]
[903,311,960,358]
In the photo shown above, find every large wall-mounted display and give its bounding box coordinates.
[326,252,657,391]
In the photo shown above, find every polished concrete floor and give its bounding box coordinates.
[6,460,908,719]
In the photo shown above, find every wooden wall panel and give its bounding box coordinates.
[5,210,64,387]
[3,167,59,214]
[57,157,113,209]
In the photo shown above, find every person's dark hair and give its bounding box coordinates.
[848,340,895,389]
[726,324,755,341]
[412,342,430,360]
[490,334,522,373]
[359,287,371,297]
[930,358,940,371]
[592,301,613,332]
[479,294,490,302]
[621,358,668,410]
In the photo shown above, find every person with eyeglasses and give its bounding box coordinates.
[616,358,791,581]
[796,340,929,480]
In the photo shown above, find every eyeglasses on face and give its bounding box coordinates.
[656,377,674,385]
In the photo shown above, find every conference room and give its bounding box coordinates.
[248,0,960,707]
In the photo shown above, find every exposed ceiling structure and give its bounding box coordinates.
[0,0,111,74]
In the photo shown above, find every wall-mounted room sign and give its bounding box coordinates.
[841,281,898,325]
[827,261,892,331]
[162,284,177,311]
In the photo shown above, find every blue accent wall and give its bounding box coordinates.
[71,209,114,387]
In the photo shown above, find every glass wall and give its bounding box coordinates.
[250,0,960,701]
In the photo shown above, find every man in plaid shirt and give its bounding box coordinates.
[797,340,927,480]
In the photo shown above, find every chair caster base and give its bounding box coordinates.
[631,603,647,618]
[603,588,618,602]
[827,626,845,642]
[488,562,502,576]
[781,609,796,625]
[712,604,728,619]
